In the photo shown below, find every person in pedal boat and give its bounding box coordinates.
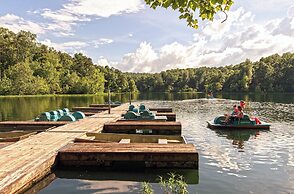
[240,100,246,109]
[224,105,239,123]
[225,106,244,124]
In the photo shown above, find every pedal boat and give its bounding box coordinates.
[207,115,270,130]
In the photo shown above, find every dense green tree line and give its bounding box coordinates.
[0,27,293,95]
[126,54,293,93]
[0,27,137,95]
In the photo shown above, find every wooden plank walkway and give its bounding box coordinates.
[58,143,198,169]
[0,104,128,194]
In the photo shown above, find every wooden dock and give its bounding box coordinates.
[72,107,109,112]
[156,112,176,121]
[58,143,198,169]
[88,112,176,121]
[0,103,198,193]
[149,107,173,113]
[76,133,186,144]
[0,121,69,131]
[0,104,128,194]
[103,121,182,135]
[89,104,120,108]
[0,131,37,142]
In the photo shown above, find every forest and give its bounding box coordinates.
[0,27,293,95]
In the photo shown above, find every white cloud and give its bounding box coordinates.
[0,14,45,34]
[92,38,113,48]
[97,56,110,66]
[40,39,88,54]
[34,0,144,36]
[41,8,90,22]
[288,4,294,18]
[107,7,294,73]
[45,22,76,37]
[118,42,157,72]
[64,0,144,18]
[40,37,113,54]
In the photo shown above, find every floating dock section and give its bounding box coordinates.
[58,142,198,169]
[103,121,182,135]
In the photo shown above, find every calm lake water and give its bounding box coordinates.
[1,92,293,194]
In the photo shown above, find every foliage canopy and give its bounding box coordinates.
[0,27,293,95]
[144,0,234,28]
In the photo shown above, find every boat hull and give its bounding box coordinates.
[207,121,270,130]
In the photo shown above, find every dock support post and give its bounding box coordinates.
[108,88,111,114]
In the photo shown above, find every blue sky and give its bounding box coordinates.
[0,0,294,72]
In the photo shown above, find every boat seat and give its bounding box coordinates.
[242,115,250,121]
[238,115,252,124]
[119,139,131,144]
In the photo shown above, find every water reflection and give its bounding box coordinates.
[36,169,198,194]
[0,93,206,121]
[0,92,293,122]
[210,129,266,150]
[1,94,294,193]
[143,99,293,194]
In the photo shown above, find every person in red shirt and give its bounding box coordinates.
[232,105,239,115]
[225,106,243,124]
[224,104,239,123]
[240,100,246,109]
[236,106,244,119]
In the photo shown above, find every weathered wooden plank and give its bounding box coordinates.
[83,112,96,116]
[103,121,181,135]
[149,108,173,113]
[85,133,184,144]
[58,143,198,169]
[156,112,176,121]
[72,107,109,112]
[0,121,68,131]
[89,104,120,108]
[119,139,130,144]
[0,142,14,149]
[117,114,168,122]
[23,173,56,194]
[158,139,168,144]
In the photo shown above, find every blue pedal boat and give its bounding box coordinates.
[207,115,270,130]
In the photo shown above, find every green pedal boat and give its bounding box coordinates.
[207,115,270,130]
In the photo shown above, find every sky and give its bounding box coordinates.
[0,0,294,73]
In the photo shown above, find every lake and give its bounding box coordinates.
[0,92,293,194]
